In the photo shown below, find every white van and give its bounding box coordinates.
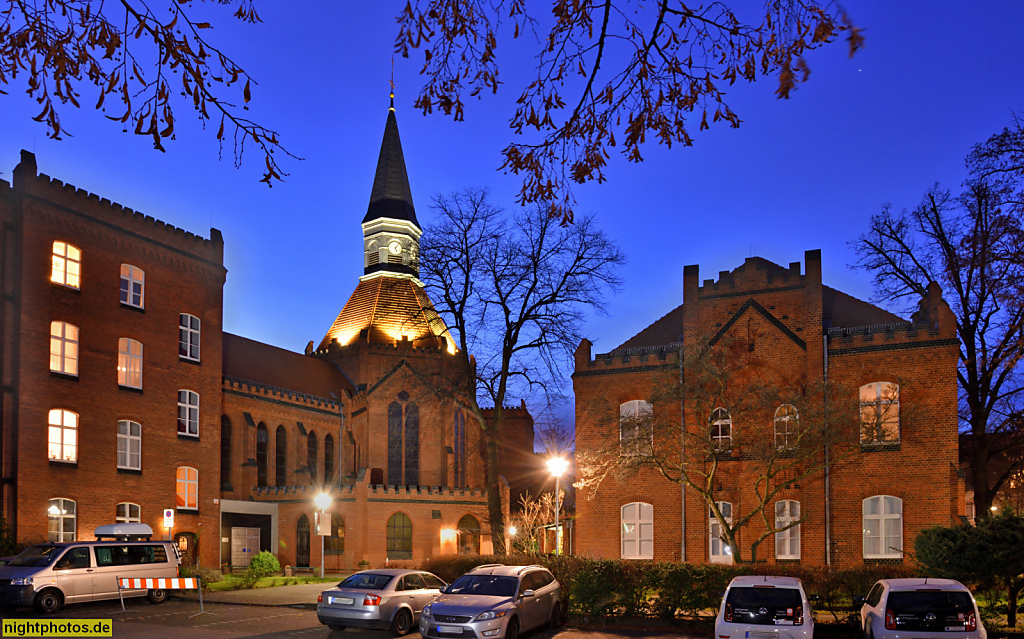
[0,524,181,613]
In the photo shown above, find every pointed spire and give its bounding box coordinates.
[363,93,418,227]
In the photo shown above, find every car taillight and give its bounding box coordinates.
[318,594,323,603]
[364,594,381,606]
[966,612,977,631]
[725,603,733,622]
[885,609,897,630]
[794,604,803,625]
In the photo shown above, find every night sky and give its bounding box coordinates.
[2,2,1023,430]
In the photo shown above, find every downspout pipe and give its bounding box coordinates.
[823,334,831,565]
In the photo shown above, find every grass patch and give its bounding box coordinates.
[205,574,340,591]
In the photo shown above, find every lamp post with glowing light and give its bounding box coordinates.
[314,492,332,578]
[546,457,569,556]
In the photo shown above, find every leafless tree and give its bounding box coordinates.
[419,186,624,552]
[396,0,862,222]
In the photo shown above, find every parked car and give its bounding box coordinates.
[857,578,986,639]
[715,575,815,639]
[418,564,562,639]
[316,569,447,635]
[0,523,181,613]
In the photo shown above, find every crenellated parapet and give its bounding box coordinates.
[573,339,681,377]
[223,375,343,413]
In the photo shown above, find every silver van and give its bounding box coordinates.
[0,524,181,613]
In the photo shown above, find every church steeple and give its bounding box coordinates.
[362,93,421,278]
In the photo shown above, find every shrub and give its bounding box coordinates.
[248,551,281,579]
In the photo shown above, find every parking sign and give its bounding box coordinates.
[164,508,174,528]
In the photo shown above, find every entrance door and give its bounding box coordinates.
[231,527,261,568]
[296,515,310,567]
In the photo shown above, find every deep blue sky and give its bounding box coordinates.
[3,2,1023,426]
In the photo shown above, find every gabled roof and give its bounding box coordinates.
[319,276,453,351]
[616,303,685,350]
[223,332,355,399]
[362,99,418,227]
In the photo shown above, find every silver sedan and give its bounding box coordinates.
[317,569,447,636]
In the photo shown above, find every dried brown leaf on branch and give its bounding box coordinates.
[0,0,296,185]
[396,0,860,223]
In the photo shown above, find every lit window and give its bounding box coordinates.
[709,501,733,564]
[386,512,412,559]
[620,502,653,559]
[117,338,143,388]
[775,500,801,560]
[49,321,79,376]
[47,409,78,463]
[863,495,902,558]
[860,382,900,444]
[117,420,141,470]
[116,502,141,523]
[177,390,199,437]
[179,314,200,362]
[120,264,145,308]
[774,404,799,450]
[710,408,732,452]
[326,515,345,555]
[48,498,76,542]
[619,400,653,456]
[51,242,81,289]
[176,466,198,511]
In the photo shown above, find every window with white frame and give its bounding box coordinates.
[117,338,143,388]
[860,382,900,444]
[176,466,198,510]
[117,420,141,470]
[116,502,141,523]
[49,321,79,376]
[619,400,653,456]
[775,499,801,560]
[48,409,78,463]
[774,404,799,450]
[120,264,145,308]
[863,495,903,558]
[620,502,654,559]
[179,314,200,362]
[48,498,76,542]
[177,390,199,437]
[710,407,732,452]
[51,242,81,289]
[709,501,733,564]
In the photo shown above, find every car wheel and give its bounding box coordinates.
[34,589,63,614]
[506,617,520,639]
[391,608,413,636]
[148,588,168,604]
[548,602,562,630]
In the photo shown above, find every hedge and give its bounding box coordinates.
[420,554,919,620]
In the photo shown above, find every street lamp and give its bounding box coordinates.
[546,456,569,556]
[314,492,332,578]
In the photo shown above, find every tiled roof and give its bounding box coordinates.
[362,104,418,227]
[223,333,355,400]
[319,276,454,351]
[822,286,903,328]
[616,303,686,350]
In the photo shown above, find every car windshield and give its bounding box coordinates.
[8,545,61,567]
[338,574,395,590]
[448,575,518,597]
[726,586,803,626]
[888,590,973,612]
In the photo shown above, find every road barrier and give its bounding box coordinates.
[116,576,210,616]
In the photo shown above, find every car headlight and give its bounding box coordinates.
[422,605,432,618]
[474,610,508,621]
[10,577,32,586]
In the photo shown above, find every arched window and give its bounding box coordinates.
[49,321,79,376]
[404,404,419,486]
[256,424,268,487]
[175,466,198,511]
[775,500,801,560]
[275,426,287,487]
[308,432,318,484]
[709,501,733,564]
[326,515,345,555]
[386,512,413,560]
[179,313,201,362]
[774,405,799,450]
[120,264,145,308]
[116,420,141,470]
[710,408,732,452]
[48,409,78,463]
[177,390,199,437]
[324,434,335,484]
[453,411,467,487]
[296,515,310,567]
[51,241,81,289]
[387,402,403,485]
[116,502,141,523]
[457,514,481,555]
[48,498,76,542]
[860,382,900,444]
[863,495,902,558]
[117,338,143,388]
[221,417,232,490]
[620,502,653,559]
[387,397,421,486]
[619,400,653,456]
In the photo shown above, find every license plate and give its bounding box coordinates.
[438,626,462,634]
[945,628,964,632]
[329,596,354,605]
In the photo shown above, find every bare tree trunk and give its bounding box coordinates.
[484,427,506,554]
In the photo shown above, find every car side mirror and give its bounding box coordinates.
[521,589,535,598]
[808,595,820,603]
[853,596,867,605]
[440,585,448,594]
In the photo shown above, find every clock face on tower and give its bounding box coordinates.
[388,240,402,255]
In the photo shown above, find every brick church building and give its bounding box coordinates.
[573,251,962,566]
[0,97,532,570]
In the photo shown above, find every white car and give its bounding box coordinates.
[857,578,985,639]
[715,575,815,639]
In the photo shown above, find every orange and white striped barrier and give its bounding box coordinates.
[116,575,210,616]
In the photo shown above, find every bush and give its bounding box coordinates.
[248,551,281,578]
